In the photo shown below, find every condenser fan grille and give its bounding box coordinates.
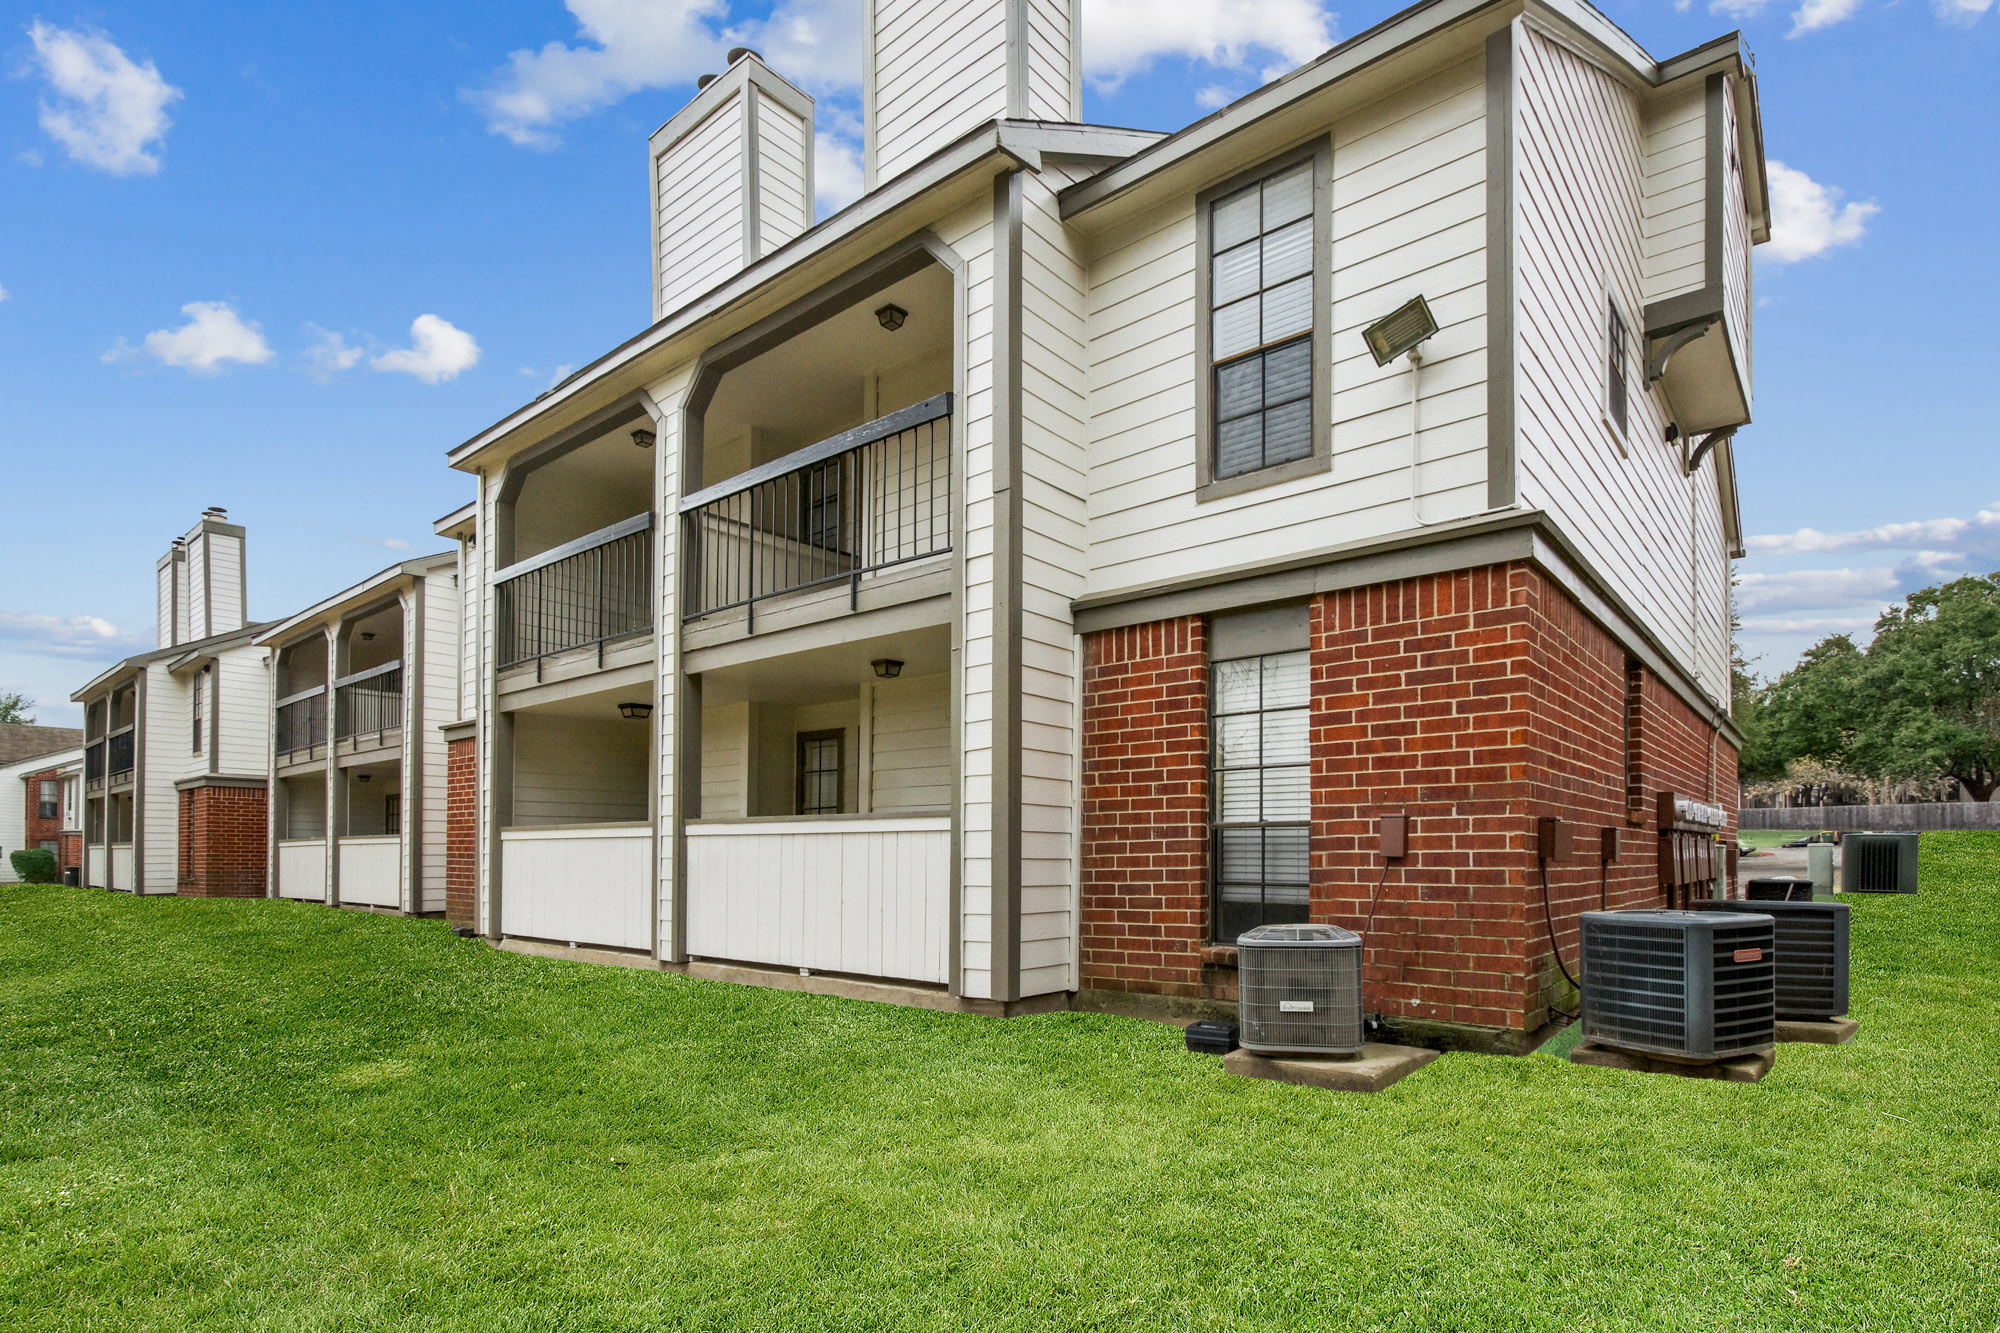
[1581,921,1688,1052]
[1236,929,1364,1056]
[1710,921,1777,1052]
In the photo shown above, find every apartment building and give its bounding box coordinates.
[72,510,273,896]
[254,550,463,913]
[0,726,84,882]
[436,0,1762,1050]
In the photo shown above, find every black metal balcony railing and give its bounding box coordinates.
[680,394,953,622]
[336,663,403,741]
[107,729,134,777]
[494,513,654,670]
[275,687,328,758]
[86,741,105,782]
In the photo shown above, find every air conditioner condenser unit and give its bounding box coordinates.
[1697,898,1850,1021]
[1236,923,1364,1057]
[1580,910,1776,1061]
[1841,831,1918,894]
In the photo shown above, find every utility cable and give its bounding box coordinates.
[1540,856,1581,1022]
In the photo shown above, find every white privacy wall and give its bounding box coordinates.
[1512,27,1733,704]
[1081,57,1491,598]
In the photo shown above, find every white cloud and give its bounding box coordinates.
[370,314,481,384]
[1764,161,1878,263]
[1735,616,1878,636]
[1195,85,1239,110]
[0,282,8,302]
[1083,0,1336,89]
[302,325,364,380]
[105,301,274,373]
[1736,567,1903,614]
[26,21,182,176]
[1746,503,2000,563]
[371,537,413,551]
[814,131,864,213]
[728,0,864,89]
[1789,0,1866,35]
[1710,0,1778,16]
[1934,0,1994,24]
[0,610,147,658]
[466,0,730,147]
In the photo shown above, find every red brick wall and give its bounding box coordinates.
[1078,560,1739,1042]
[177,783,269,898]
[60,832,82,874]
[1079,617,1210,998]
[446,736,476,928]
[22,767,65,853]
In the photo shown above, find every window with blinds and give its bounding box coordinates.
[796,730,844,815]
[1211,649,1312,942]
[1209,161,1316,480]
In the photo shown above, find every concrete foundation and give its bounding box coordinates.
[1568,1039,1775,1083]
[1222,1043,1440,1093]
[1775,1016,1858,1045]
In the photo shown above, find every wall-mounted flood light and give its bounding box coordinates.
[631,428,657,449]
[1362,295,1438,366]
[871,659,904,679]
[617,701,654,720]
[875,304,908,332]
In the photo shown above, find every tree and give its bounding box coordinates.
[1851,575,2000,801]
[1758,635,1864,774]
[0,692,34,725]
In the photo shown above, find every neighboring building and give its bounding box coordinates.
[433,0,1763,1051]
[73,511,273,896]
[253,549,462,913]
[0,734,84,882]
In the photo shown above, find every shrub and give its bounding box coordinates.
[9,849,58,884]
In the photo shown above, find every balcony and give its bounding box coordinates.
[335,662,403,743]
[495,514,654,672]
[107,729,134,780]
[680,394,953,625]
[276,687,328,760]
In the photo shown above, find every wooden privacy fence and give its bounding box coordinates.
[1740,802,2000,832]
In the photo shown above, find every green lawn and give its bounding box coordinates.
[1737,828,1810,851]
[4,839,1999,1331]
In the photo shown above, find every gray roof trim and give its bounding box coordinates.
[71,623,271,701]
[1058,0,1754,223]
[432,501,476,537]
[446,120,1152,473]
[251,553,452,648]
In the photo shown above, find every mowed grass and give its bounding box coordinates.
[4,839,2000,1331]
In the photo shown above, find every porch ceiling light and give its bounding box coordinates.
[875,303,908,332]
[618,701,654,720]
[871,658,904,679]
[631,428,656,449]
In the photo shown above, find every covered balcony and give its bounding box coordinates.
[274,770,327,901]
[680,256,955,652]
[685,625,951,985]
[274,636,329,768]
[492,410,655,690]
[336,758,402,908]
[334,602,404,761]
[496,684,654,953]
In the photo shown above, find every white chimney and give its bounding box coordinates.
[157,511,248,646]
[862,0,1081,190]
[651,50,815,321]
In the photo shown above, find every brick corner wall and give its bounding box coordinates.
[1079,617,1211,998]
[445,736,476,928]
[177,783,269,898]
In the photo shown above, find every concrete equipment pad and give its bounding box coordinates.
[1222,1043,1439,1093]
[1776,1016,1859,1045]
[1569,1039,1775,1083]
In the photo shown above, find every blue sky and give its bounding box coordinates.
[1,0,1994,726]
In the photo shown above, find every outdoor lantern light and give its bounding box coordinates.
[871,659,904,679]
[875,303,908,332]
[357,773,371,783]
[618,701,654,720]
[631,427,656,449]
[360,631,375,641]
[1362,295,1438,366]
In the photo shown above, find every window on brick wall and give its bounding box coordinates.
[1211,649,1311,941]
[38,780,58,821]
[1624,656,1644,813]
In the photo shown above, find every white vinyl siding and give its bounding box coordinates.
[1017,170,1087,997]
[701,701,751,818]
[187,544,210,642]
[214,646,270,774]
[1083,57,1488,597]
[757,97,810,253]
[1513,27,1731,703]
[418,572,460,911]
[658,93,747,317]
[204,532,245,636]
[501,825,653,951]
[512,714,648,826]
[871,0,1009,185]
[139,663,180,892]
[1641,83,1707,308]
[1025,0,1078,121]
[868,673,951,812]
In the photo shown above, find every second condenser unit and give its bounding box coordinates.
[1580,909,1777,1060]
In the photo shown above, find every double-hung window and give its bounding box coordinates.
[1197,145,1330,498]
[191,668,206,756]
[797,730,844,815]
[1606,296,1631,441]
[1211,650,1311,941]
[38,780,59,822]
